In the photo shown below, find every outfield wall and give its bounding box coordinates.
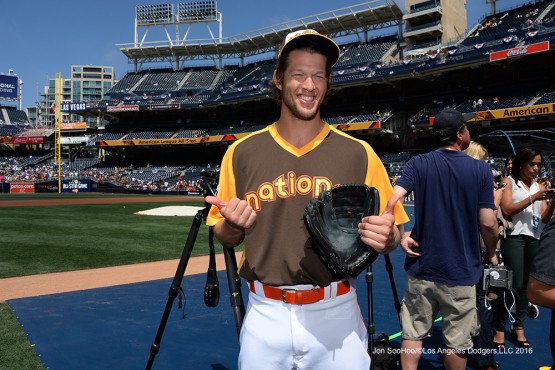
[1,179,200,196]
[1,180,92,193]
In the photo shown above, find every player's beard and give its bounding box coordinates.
[281,85,324,121]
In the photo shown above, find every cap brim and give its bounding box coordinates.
[434,110,476,130]
[462,112,477,122]
[278,33,340,66]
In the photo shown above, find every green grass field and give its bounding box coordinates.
[0,193,217,369]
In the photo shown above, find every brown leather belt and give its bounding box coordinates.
[248,280,350,305]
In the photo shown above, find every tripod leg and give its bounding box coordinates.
[146,210,204,370]
[223,246,246,340]
[384,254,402,320]
[203,227,220,307]
[366,264,374,370]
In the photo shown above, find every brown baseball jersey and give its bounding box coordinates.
[207,123,409,287]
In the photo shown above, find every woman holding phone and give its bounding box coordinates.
[493,147,555,350]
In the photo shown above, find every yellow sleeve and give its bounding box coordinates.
[364,143,410,225]
[206,144,238,227]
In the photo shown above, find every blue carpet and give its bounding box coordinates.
[8,226,553,369]
[9,271,243,370]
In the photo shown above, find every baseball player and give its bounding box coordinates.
[206,29,409,370]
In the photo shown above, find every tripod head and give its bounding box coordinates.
[199,169,220,219]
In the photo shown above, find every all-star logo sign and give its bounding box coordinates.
[0,74,18,100]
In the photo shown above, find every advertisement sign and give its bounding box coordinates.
[0,74,18,100]
[98,134,245,147]
[61,122,87,131]
[149,104,180,110]
[106,105,140,112]
[62,179,91,193]
[35,181,59,193]
[60,136,91,144]
[468,103,555,122]
[489,41,550,62]
[10,182,35,193]
[99,137,205,146]
[60,102,86,112]
[10,136,45,145]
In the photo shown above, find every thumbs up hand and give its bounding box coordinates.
[358,193,400,253]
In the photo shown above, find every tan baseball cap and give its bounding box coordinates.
[278,29,340,66]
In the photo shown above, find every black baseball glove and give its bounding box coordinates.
[304,184,380,278]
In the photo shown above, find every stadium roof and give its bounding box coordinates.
[117,0,402,68]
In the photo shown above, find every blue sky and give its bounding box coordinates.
[1,0,529,109]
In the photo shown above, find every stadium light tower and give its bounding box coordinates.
[134,1,222,44]
[177,1,221,42]
[19,79,23,110]
[485,0,500,15]
[130,2,223,69]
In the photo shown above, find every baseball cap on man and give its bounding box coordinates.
[433,108,475,131]
[278,29,340,66]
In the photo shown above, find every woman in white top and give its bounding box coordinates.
[493,147,555,349]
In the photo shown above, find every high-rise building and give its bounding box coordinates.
[403,0,468,51]
[38,65,116,127]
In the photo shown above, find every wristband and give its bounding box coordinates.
[529,195,533,205]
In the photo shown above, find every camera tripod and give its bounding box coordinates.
[145,178,245,370]
[366,253,402,370]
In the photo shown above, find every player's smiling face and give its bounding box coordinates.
[277,49,329,121]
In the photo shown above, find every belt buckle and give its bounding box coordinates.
[281,288,297,304]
